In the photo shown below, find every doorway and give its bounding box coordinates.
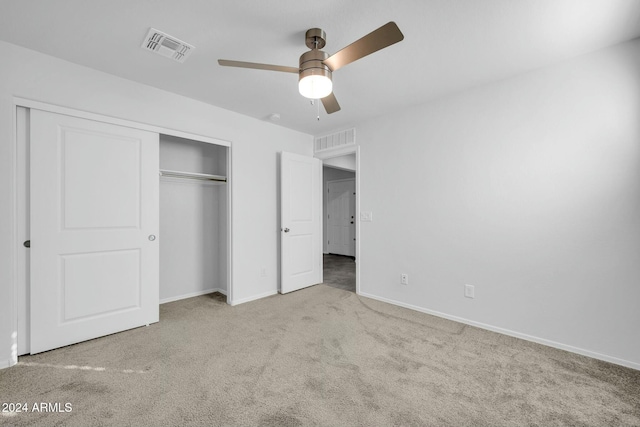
[317,148,359,294]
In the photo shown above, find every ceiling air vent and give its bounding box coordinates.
[315,128,356,153]
[141,28,194,63]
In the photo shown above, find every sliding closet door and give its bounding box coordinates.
[30,109,159,354]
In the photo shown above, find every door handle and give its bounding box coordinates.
[282,228,290,233]
[24,240,30,248]
[148,235,156,241]
[350,221,354,224]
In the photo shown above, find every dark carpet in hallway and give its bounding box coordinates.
[322,253,355,293]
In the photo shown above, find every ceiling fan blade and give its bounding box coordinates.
[218,59,299,74]
[323,22,404,72]
[321,92,341,114]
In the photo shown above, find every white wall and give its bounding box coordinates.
[0,41,313,368]
[357,38,640,369]
[323,166,356,253]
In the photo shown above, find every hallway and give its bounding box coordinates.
[322,254,355,293]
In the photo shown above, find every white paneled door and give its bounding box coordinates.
[327,179,355,257]
[280,152,322,293]
[30,110,159,354]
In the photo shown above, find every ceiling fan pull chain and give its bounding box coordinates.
[317,98,320,121]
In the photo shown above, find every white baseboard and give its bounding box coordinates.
[160,288,226,304]
[228,289,278,306]
[358,291,640,371]
[0,358,13,370]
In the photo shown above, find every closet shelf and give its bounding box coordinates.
[159,169,227,183]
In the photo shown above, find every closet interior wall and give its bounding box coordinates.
[159,134,228,303]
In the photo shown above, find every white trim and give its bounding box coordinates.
[16,107,29,357]
[160,288,227,305]
[226,146,233,306]
[13,97,231,147]
[359,291,640,371]
[9,104,19,367]
[317,158,323,286]
[355,148,360,295]
[0,359,12,369]
[228,290,278,306]
[316,145,360,295]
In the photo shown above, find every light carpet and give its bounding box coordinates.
[1,285,639,426]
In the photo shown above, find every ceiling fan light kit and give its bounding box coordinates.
[298,73,332,99]
[298,47,333,99]
[218,22,404,116]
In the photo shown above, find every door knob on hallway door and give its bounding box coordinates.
[148,235,156,241]
[282,228,290,233]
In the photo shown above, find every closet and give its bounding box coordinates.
[159,135,229,302]
[16,105,230,355]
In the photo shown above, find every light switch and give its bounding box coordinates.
[360,211,373,222]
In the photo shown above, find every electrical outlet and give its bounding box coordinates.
[401,273,409,285]
[464,284,475,298]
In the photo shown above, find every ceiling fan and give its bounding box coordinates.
[218,22,404,114]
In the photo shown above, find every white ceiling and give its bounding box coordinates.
[1,0,640,135]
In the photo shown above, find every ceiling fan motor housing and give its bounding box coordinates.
[300,27,332,83]
[299,49,332,79]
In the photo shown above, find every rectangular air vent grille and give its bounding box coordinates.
[315,128,356,153]
[142,28,194,63]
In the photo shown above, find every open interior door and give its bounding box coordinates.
[327,179,356,257]
[280,152,322,293]
[30,109,159,354]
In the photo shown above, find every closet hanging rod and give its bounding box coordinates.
[159,169,227,182]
